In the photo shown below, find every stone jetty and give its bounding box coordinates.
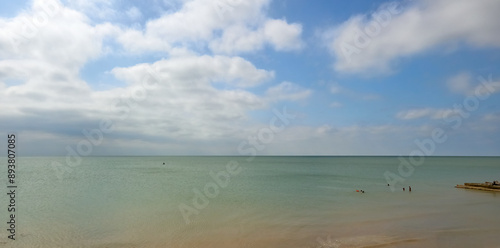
[455,181,500,192]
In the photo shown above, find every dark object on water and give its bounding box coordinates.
[409,186,412,192]
[163,162,165,165]
[456,181,500,192]
[403,187,405,191]
[387,184,390,186]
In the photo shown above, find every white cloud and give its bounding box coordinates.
[116,28,171,53]
[263,19,303,51]
[116,0,303,55]
[259,124,433,155]
[397,109,432,120]
[330,102,342,108]
[10,0,499,156]
[209,19,303,54]
[396,108,455,120]
[208,25,267,54]
[447,72,472,95]
[468,113,500,133]
[447,72,500,96]
[96,55,295,142]
[114,0,261,53]
[472,79,500,96]
[0,49,306,151]
[265,81,311,102]
[0,0,116,71]
[111,55,274,88]
[126,7,142,21]
[63,0,117,21]
[397,73,500,123]
[329,83,380,100]
[324,0,500,74]
[0,0,313,156]
[329,83,344,94]
[0,0,118,120]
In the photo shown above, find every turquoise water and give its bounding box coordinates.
[1,156,499,247]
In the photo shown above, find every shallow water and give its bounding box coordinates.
[1,156,499,247]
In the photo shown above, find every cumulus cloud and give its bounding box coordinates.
[263,19,304,51]
[323,0,500,74]
[209,19,303,54]
[0,52,279,145]
[105,57,271,140]
[0,0,115,120]
[115,0,303,54]
[209,25,265,53]
[111,55,274,88]
[63,0,117,22]
[0,0,115,71]
[0,0,312,156]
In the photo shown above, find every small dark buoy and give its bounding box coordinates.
[163,162,165,165]
[403,187,405,191]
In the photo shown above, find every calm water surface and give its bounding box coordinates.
[1,156,499,247]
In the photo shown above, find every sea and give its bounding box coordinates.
[1,156,499,248]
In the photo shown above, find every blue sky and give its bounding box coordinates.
[1,0,500,156]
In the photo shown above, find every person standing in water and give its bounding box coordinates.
[409,186,412,192]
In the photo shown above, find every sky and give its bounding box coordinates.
[1,0,500,156]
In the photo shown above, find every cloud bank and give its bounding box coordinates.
[324,0,500,74]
